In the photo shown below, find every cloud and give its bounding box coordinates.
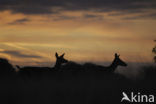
[0,0,156,19]
[122,13,156,20]
[0,50,42,58]
[52,14,104,21]
[53,15,77,21]
[82,14,104,20]
[84,14,102,18]
[8,18,30,25]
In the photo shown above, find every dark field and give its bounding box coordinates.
[0,65,156,104]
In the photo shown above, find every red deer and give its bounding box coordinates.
[16,52,68,78]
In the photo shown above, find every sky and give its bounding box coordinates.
[0,0,156,66]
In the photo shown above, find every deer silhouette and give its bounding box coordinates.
[54,52,68,70]
[16,52,68,70]
[16,52,68,78]
[83,53,127,72]
[16,52,127,78]
[107,53,127,72]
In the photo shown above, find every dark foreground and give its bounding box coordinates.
[0,66,156,104]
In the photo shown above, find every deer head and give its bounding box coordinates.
[114,53,127,67]
[108,53,127,72]
[54,52,68,69]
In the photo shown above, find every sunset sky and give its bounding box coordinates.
[0,0,156,66]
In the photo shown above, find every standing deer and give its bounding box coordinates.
[107,53,127,72]
[83,53,127,72]
[54,52,68,70]
[16,52,68,70]
[16,52,68,78]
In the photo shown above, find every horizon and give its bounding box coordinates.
[0,0,156,66]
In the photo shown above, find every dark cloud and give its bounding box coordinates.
[122,13,156,20]
[83,14,104,20]
[83,14,100,18]
[53,14,104,21]
[0,50,42,58]
[53,15,77,21]
[8,18,30,25]
[0,0,156,18]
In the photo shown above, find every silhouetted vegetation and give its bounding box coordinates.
[152,40,156,63]
[0,58,15,76]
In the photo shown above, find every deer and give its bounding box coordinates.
[54,52,68,70]
[16,52,68,70]
[16,52,68,78]
[83,53,127,72]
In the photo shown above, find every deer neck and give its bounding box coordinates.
[54,61,61,69]
[108,60,118,72]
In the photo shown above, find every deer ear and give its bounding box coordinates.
[55,52,58,58]
[60,53,65,57]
